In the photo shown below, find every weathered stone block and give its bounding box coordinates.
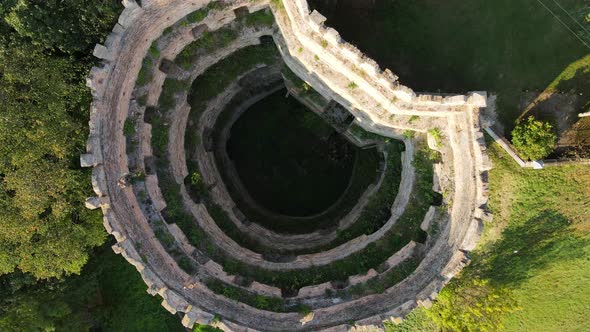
[324,27,341,46]
[191,24,209,38]
[468,91,487,108]
[420,206,436,232]
[93,44,112,61]
[308,10,326,32]
[80,154,96,167]
[85,196,101,210]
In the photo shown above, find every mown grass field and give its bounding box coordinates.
[486,142,590,331]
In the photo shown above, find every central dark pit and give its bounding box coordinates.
[227,89,356,217]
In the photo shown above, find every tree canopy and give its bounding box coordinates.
[2,0,120,53]
[511,116,556,161]
[0,0,120,279]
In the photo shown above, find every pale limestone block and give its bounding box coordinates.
[300,311,314,326]
[417,298,433,309]
[85,196,101,210]
[385,241,416,269]
[145,174,167,211]
[468,91,488,107]
[324,27,341,46]
[298,282,332,298]
[122,0,139,9]
[91,166,107,197]
[348,269,378,286]
[442,95,468,105]
[420,206,436,232]
[249,281,282,297]
[93,44,111,60]
[432,163,442,193]
[80,154,96,167]
[168,223,196,255]
[308,10,326,32]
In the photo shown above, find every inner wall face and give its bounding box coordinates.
[227,88,356,217]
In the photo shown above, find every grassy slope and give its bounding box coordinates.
[309,0,588,130]
[485,142,590,331]
[389,141,589,332]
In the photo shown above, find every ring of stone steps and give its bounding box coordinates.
[126,3,430,296]
[128,0,426,261]
[83,0,492,330]
[133,7,429,274]
[129,5,399,253]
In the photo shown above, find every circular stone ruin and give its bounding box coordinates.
[82,0,494,330]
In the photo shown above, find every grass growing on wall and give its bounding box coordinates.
[175,27,239,69]
[205,279,286,312]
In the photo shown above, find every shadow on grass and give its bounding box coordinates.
[473,209,590,287]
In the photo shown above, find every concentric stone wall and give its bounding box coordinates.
[82,0,493,330]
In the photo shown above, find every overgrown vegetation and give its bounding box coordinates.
[206,280,286,312]
[0,0,186,329]
[0,0,121,280]
[0,245,185,331]
[175,9,275,70]
[169,140,430,296]
[150,37,433,296]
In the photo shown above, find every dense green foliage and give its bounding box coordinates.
[427,278,519,331]
[0,0,120,280]
[0,245,184,331]
[2,0,120,53]
[511,116,557,160]
[0,2,182,331]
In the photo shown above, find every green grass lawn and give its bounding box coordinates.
[310,0,589,130]
[389,140,590,331]
[485,142,590,331]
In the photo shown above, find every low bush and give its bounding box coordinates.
[511,116,556,161]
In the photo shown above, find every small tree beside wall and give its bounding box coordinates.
[511,116,556,161]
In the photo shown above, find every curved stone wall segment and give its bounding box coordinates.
[83,0,492,330]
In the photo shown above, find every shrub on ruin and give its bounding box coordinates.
[511,116,556,161]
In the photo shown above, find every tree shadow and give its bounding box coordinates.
[472,209,590,287]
